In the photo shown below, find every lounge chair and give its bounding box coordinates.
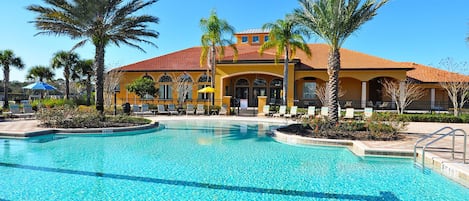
[156,104,169,115]
[344,108,355,119]
[364,107,373,119]
[301,106,315,118]
[273,105,286,117]
[284,106,298,118]
[167,104,179,115]
[186,104,195,115]
[134,104,153,116]
[320,106,328,117]
[344,101,352,108]
[262,105,271,116]
[196,104,205,115]
[9,104,34,119]
[219,104,228,115]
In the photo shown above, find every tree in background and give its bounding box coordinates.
[126,77,158,101]
[438,58,469,117]
[174,72,192,105]
[295,0,388,123]
[73,59,94,106]
[381,79,425,114]
[259,14,311,106]
[26,65,55,82]
[104,70,123,108]
[0,50,24,109]
[200,9,238,105]
[52,51,79,100]
[28,0,159,113]
[316,82,346,107]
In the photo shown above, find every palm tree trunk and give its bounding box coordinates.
[95,43,105,113]
[210,45,216,106]
[2,67,9,109]
[327,48,340,123]
[283,46,289,106]
[64,67,70,100]
[86,75,92,106]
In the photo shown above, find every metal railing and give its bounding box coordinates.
[414,127,467,169]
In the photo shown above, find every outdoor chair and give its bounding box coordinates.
[364,107,373,119]
[167,104,179,115]
[378,102,389,109]
[219,104,228,115]
[284,106,298,118]
[344,108,355,119]
[156,104,169,115]
[262,105,271,116]
[344,101,352,108]
[320,106,329,117]
[186,104,195,115]
[301,106,315,118]
[133,104,153,116]
[9,104,34,119]
[196,104,205,115]
[273,105,286,117]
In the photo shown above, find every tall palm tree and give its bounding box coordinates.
[259,15,312,106]
[295,0,388,123]
[26,65,55,82]
[200,10,238,105]
[28,0,159,113]
[73,59,94,106]
[0,50,24,109]
[52,51,79,100]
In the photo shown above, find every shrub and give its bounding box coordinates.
[36,105,150,128]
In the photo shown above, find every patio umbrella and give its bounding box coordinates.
[197,86,215,93]
[23,81,57,90]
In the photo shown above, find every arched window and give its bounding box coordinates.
[236,79,249,86]
[253,78,267,86]
[159,74,173,99]
[177,74,193,102]
[270,79,282,87]
[198,74,211,100]
[143,74,153,80]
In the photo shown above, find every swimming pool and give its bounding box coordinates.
[0,120,468,200]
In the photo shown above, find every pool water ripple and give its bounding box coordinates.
[0,120,468,200]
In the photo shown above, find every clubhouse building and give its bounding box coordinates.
[114,29,469,112]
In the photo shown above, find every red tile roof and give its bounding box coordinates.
[114,44,469,83]
[405,62,469,82]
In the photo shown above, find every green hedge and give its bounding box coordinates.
[376,112,469,123]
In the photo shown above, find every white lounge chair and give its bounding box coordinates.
[344,108,355,119]
[273,105,286,117]
[196,104,205,115]
[284,106,298,118]
[167,104,179,115]
[301,106,315,118]
[186,104,195,115]
[262,105,271,116]
[364,107,373,119]
[219,104,228,115]
[156,104,169,115]
[320,106,328,117]
[134,104,153,116]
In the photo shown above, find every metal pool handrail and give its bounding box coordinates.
[413,126,454,162]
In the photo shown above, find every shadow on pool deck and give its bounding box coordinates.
[0,162,399,200]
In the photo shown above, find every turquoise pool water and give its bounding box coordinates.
[0,120,468,200]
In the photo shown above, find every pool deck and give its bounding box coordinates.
[0,116,468,187]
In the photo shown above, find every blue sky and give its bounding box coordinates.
[1,0,469,81]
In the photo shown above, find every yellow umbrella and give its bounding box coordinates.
[197,86,215,93]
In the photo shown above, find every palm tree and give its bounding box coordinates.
[52,51,79,100]
[200,10,238,105]
[295,0,388,123]
[73,59,94,106]
[26,65,55,82]
[259,15,312,106]
[0,50,24,109]
[28,0,159,113]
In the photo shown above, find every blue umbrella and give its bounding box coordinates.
[23,81,57,90]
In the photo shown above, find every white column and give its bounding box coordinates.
[361,81,367,108]
[430,88,435,109]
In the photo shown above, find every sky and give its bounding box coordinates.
[1,0,469,81]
